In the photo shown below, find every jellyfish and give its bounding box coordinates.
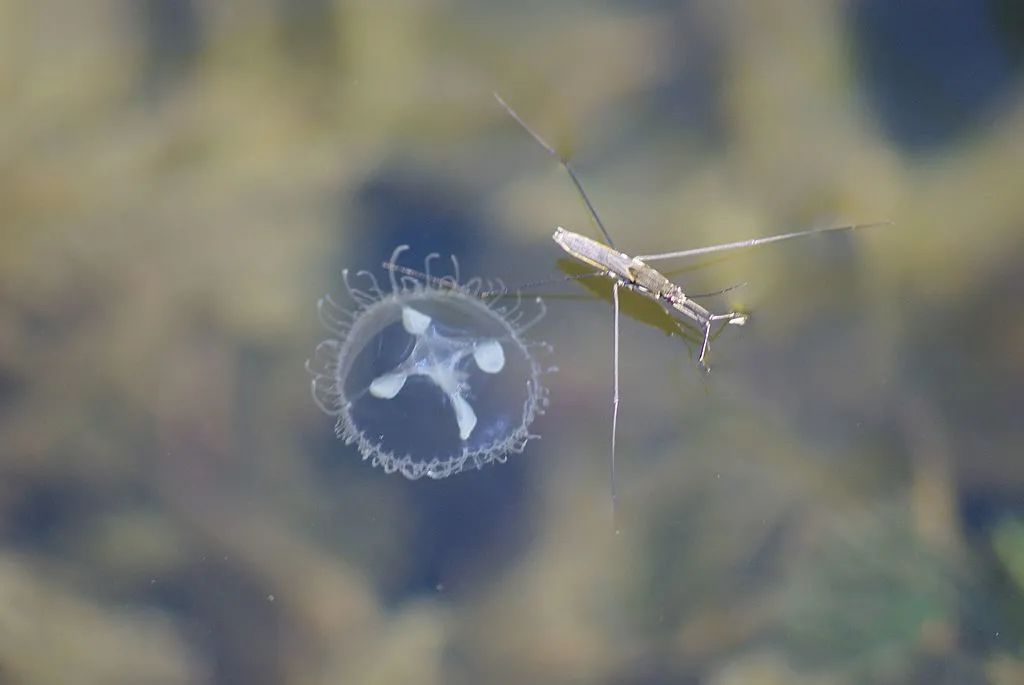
[307,246,551,479]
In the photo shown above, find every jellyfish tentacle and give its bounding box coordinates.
[321,293,355,319]
[464,277,483,296]
[317,298,352,336]
[342,270,376,307]
[449,254,461,285]
[519,297,548,332]
[355,270,384,299]
[424,253,440,281]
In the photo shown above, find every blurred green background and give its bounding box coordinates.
[2,1,1023,683]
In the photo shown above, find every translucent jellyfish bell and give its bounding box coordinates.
[308,246,551,479]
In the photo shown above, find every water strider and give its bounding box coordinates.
[495,93,889,523]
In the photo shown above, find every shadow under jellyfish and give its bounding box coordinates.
[308,246,551,479]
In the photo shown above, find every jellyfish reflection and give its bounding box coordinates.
[308,246,550,479]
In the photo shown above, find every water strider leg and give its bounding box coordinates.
[688,281,749,299]
[698,311,749,370]
[698,321,713,370]
[637,221,891,262]
[494,93,616,248]
[611,280,621,533]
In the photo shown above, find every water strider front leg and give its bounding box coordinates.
[698,321,714,370]
[698,311,749,371]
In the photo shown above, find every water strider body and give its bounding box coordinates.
[552,226,747,365]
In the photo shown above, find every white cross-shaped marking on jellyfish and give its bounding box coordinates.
[367,306,506,441]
